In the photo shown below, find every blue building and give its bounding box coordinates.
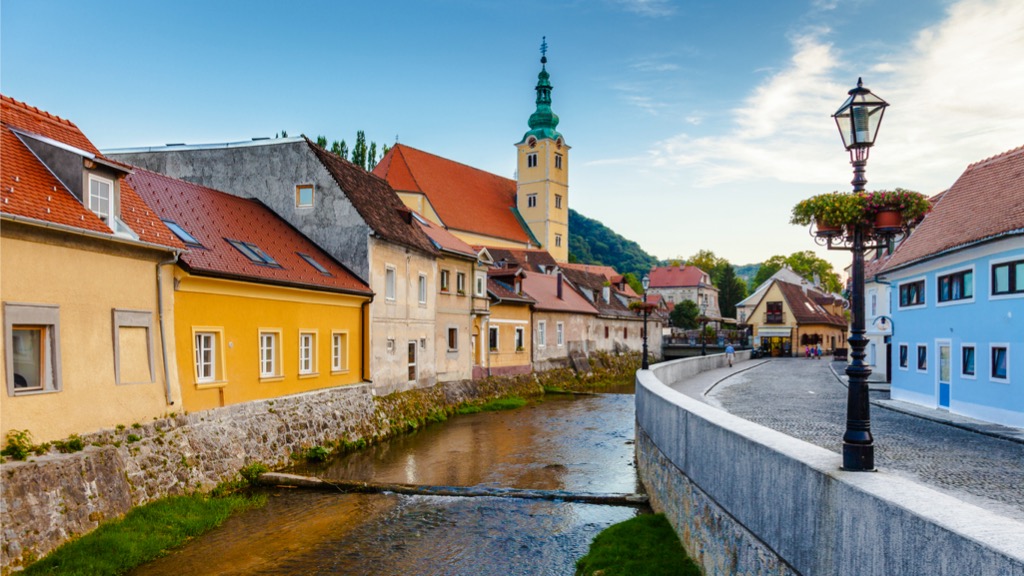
[882,145,1024,428]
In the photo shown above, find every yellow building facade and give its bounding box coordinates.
[485,301,533,376]
[172,272,367,412]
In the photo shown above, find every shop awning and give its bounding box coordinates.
[757,327,793,337]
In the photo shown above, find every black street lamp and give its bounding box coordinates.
[818,77,891,472]
[699,295,708,356]
[642,274,651,369]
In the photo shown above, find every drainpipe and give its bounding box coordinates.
[156,253,180,406]
[361,296,374,383]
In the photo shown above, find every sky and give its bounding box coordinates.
[3,0,1023,277]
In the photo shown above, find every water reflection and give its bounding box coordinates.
[132,392,642,576]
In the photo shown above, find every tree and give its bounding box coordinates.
[623,272,643,296]
[331,140,348,160]
[685,250,722,275]
[315,135,328,149]
[670,300,699,329]
[751,251,842,293]
[352,130,368,170]
[381,143,391,159]
[715,264,747,319]
[367,142,378,170]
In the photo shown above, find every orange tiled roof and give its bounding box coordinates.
[648,265,710,288]
[374,144,532,244]
[882,145,1024,272]
[128,168,371,295]
[0,94,182,250]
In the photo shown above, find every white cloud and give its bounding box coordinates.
[611,0,675,17]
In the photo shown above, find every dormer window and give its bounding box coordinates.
[227,239,279,267]
[88,175,113,223]
[163,220,202,247]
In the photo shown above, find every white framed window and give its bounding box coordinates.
[457,272,466,295]
[937,266,974,305]
[555,194,562,209]
[489,326,499,351]
[441,270,451,292]
[898,343,908,370]
[916,343,928,373]
[88,174,113,223]
[475,272,486,297]
[332,332,348,372]
[898,278,926,309]
[991,257,1024,298]
[554,234,562,248]
[554,153,562,169]
[527,194,537,208]
[295,184,314,208]
[418,274,428,305]
[385,266,397,301]
[259,330,281,378]
[961,343,976,379]
[556,322,564,347]
[299,331,317,375]
[5,303,62,395]
[527,153,538,168]
[537,321,547,347]
[515,327,525,351]
[407,341,417,381]
[990,343,1009,382]
[195,332,216,383]
[447,327,458,352]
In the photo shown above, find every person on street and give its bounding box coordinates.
[726,343,736,367]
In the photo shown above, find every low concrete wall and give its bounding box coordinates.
[636,356,1024,576]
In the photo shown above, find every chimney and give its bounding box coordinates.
[557,273,564,299]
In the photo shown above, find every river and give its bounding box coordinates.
[131,388,644,576]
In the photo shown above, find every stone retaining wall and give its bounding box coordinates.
[635,356,1024,576]
[0,361,571,573]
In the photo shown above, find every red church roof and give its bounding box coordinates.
[128,168,371,295]
[374,144,533,244]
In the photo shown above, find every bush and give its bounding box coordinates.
[1,429,35,460]
[239,462,269,486]
[53,434,85,453]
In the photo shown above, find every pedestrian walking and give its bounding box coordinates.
[726,343,735,367]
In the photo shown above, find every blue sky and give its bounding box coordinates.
[3,0,1023,275]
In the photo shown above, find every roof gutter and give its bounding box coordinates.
[1,213,182,255]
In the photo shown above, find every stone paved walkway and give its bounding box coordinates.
[670,358,1024,522]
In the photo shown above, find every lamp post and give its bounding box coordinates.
[817,77,890,472]
[699,295,708,356]
[642,274,651,369]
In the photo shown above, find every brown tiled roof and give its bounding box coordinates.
[486,247,559,273]
[416,217,477,259]
[488,277,535,305]
[0,95,182,250]
[561,262,640,297]
[128,168,371,295]
[560,266,636,319]
[373,144,532,244]
[881,145,1024,272]
[521,272,598,315]
[776,280,846,327]
[648,265,710,288]
[306,139,436,256]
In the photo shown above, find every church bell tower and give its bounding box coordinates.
[516,37,570,263]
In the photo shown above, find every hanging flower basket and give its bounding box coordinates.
[815,221,844,237]
[790,192,868,230]
[863,188,931,225]
[873,210,902,232]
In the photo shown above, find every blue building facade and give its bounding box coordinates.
[883,146,1024,429]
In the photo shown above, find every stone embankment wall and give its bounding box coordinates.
[635,355,1024,576]
[1,352,639,573]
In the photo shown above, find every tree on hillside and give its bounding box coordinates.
[752,251,842,293]
[684,250,721,274]
[567,209,658,280]
[623,272,643,296]
[670,300,699,329]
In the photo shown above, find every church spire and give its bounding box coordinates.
[521,36,562,144]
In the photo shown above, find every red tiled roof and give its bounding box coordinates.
[560,266,635,319]
[486,247,559,273]
[416,217,477,259]
[521,271,598,314]
[775,280,846,327]
[374,144,532,244]
[1,95,182,249]
[648,265,710,288]
[882,145,1024,272]
[306,139,437,256]
[488,276,535,305]
[128,168,371,295]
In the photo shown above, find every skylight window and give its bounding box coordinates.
[163,220,202,246]
[226,239,279,266]
[298,252,332,275]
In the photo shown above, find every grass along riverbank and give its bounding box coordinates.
[20,493,264,576]
[575,513,699,576]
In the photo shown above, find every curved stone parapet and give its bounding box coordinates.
[635,356,1024,576]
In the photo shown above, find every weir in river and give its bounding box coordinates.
[130,388,645,576]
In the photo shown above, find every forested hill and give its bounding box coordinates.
[568,209,659,279]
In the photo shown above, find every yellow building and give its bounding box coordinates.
[484,269,535,376]
[1,95,185,444]
[128,168,372,412]
[748,279,848,357]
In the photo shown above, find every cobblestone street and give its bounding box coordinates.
[705,359,1024,522]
